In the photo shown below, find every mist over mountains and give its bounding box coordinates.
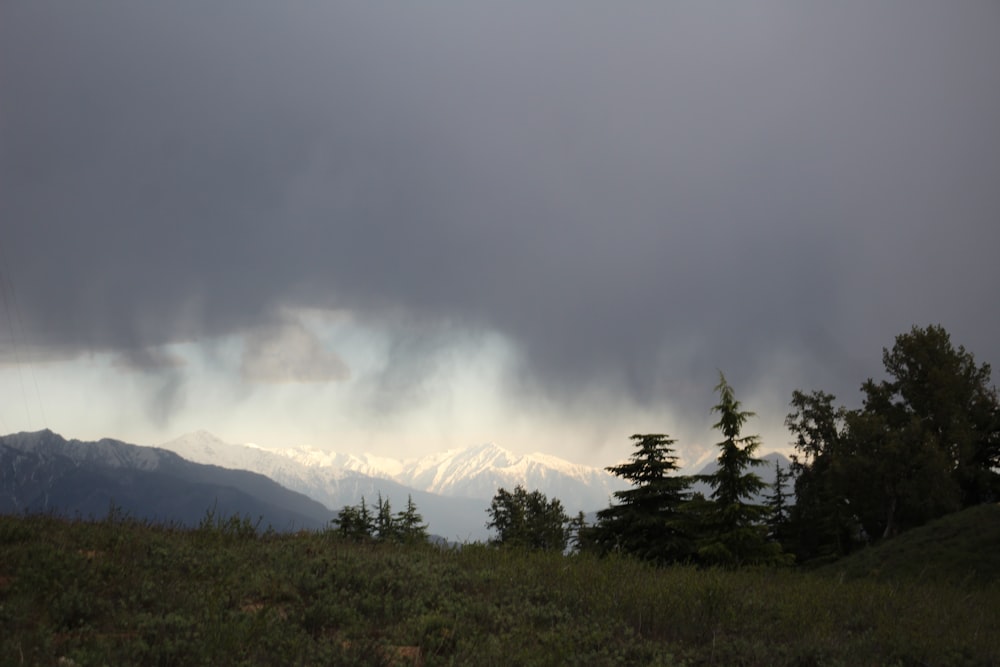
[1,429,790,541]
[0,429,631,541]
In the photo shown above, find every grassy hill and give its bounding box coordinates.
[2,509,998,666]
[816,503,1000,587]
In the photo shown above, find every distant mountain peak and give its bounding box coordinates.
[158,432,627,517]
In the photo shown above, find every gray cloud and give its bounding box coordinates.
[2,2,999,431]
[112,347,185,373]
[241,318,349,384]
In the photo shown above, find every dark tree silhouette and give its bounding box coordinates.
[592,434,693,564]
[699,373,787,566]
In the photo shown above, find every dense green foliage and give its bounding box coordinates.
[576,325,997,571]
[589,379,790,568]
[2,509,998,666]
[591,434,693,563]
[332,494,428,544]
[485,485,570,551]
[787,325,1000,561]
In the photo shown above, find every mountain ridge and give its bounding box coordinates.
[0,429,334,530]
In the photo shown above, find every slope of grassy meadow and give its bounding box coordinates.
[1,508,997,666]
[815,503,1000,587]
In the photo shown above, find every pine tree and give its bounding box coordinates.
[765,459,792,550]
[699,373,787,566]
[374,492,399,542]
[593,434,693,564]
[358,497,374,538]
[568,511,596,554]
[394,495,429,543]
[332,497,375,541]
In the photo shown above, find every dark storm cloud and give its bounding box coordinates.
[2,2,999,421]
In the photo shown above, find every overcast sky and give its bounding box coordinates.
[2,2,998,469]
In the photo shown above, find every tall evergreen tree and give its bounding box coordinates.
[394,494,429,543]
[568,511,595,554]
[765,459,792,548]
[593,434,693,564]
[374,493,399,542]
[699,373,786,566]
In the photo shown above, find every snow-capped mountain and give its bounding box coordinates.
[161,430,363,486]
[158,431,493,541]
[160,431,432,512]
[157,432,631,536]
[163,433,627,511]
[394,442,627,513]
[269,445,404,480]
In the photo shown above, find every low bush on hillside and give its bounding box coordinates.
[1,510,997,666]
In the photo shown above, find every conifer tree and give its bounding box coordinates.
[593,434,693,564]
[699,373,787,566]
[332,496,375,541]
[568,511,595,554]
[375,492,399,542]
[394,495,429,543]
[765,459,793,549]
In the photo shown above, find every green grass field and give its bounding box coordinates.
[2,507,998,666]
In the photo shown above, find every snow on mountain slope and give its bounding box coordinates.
[158,431,403,508]
[160,433,628,515]
[270,446,404,480]
[159,430,352,481]
[395,442,628,513]
[157,432,493,541]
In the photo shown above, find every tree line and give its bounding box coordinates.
[331,493,429,544]
[486,324,1000,567]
